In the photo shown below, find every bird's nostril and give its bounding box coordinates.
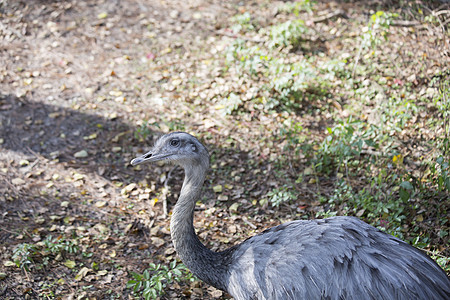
[143,153,152,159]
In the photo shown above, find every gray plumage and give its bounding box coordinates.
[131,132,450,300]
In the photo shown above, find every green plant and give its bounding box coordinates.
[353,11,398,76]
[231,12,255,33]
[322,179,407,238]
[12,243,38,271]
[269,19,308,49]
[278,0,313,15]
[43,235,79,255]
[430,156,450,192]
[268,59,330,110]
[134,121,159,141]
[364,11,398,49]
[314,117,380,175]
[266,186,297,207]
[39,281,56,299]
[225,40,270,78]
[127,260,195,299]
[278,119,306,154]
[217,93,243,115]
[315,210,338,218]
[166,119,186,132]
[225,36,345,113]
[429,252,450,273]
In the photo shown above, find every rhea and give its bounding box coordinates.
[131,132,449,300]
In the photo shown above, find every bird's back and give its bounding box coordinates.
[223,216,449,300]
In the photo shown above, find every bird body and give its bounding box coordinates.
[226,217,448,299]
[131,132,450,300]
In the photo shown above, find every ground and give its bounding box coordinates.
[0,0,449,299]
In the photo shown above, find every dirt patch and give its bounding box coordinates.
[1,0,449,298]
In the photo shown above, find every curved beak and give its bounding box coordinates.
[130,151,171,166]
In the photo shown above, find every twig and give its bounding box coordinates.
[434,10,450,17]
[391,20,421,27]
[360,149,386,157]
[0,227,18,235]
[311,9,347,23]
[147,218,155,236]
[352,41,364,78]
[421,248,448,258]
[242,216,257,229]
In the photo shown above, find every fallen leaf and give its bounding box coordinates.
[151,237,165,248]
[97,12,108,19]
[73,173,85,181]
[94,224,109,234]
[74,150,89,158]
[138,244,149,250]
[83,133,97,140]
[64,260,76,269]
[75,267,91,281]
[208,287,223,298]
[213,185,223,193]
[3,261,15,267]
[218,195,228,201]
[229,202,239,212]
[95,201,107,208]
[19,159,30,166]
[11,178,26,186]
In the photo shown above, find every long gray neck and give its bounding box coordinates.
[170,163,229,291]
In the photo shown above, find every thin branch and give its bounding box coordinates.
[311,9,347,23]
[391,20,421,27]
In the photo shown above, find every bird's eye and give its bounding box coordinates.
[170,139,180,147]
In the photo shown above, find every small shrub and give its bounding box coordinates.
[217,93,243,115]
[12,243,38,271]
[431,156,450,192]
[314,117,380,174]
[231,12,255,33]
[278,0,313,15]
[278,119,306,154]
[134,121,159,141]
[322,180,407,236]
[269,19,308,49]
[266,186,297,207]
[127,260,195,299]
[43,235,79,255]
[362,11,398,50]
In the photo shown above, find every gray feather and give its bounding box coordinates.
[131,132,450,300]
